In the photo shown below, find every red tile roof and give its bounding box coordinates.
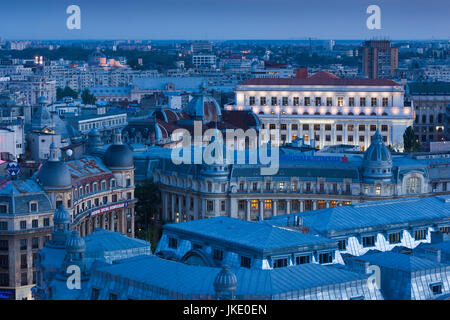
[240,71,400,87]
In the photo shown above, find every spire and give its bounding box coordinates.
[113,129,123,145]
[49,142,60,162]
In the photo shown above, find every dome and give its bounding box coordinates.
[37,96,50,105]
[214,266,237,294]
[37,144,72,189]
[65,230,85,253]
[364,130,392,162]
[54,204,71,225]
[103,131,134,169]
[184,91,221,123]
[362,130,393,181]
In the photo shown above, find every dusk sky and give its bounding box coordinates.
[0,0,449,40]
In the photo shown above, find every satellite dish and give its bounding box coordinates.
[66,149,73,157]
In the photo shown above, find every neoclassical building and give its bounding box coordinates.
[148,130,450,224]
[35,131,136,238]
[227,69,413,151]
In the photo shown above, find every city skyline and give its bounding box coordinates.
[0,0,449,40]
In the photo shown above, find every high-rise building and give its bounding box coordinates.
[361,40,398,79]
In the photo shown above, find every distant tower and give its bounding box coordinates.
[361,40,398,79]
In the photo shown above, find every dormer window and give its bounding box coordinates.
[431,283,443,295]
[29,202,38,213]
[0,204,8,214]
[110,179,116,188]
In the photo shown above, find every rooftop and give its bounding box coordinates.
[163,216,335,255]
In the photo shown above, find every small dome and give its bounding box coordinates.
[364,130,392,162]
[103,131,134,169]
[184,92,221,122]
[362,130,393,181]
[66,230,85,253]
[38,161,72,189]
[214,266,237,293]
[54,204,71,225]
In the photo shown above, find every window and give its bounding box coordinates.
[44,218,50,227]
[29,202,38,212]
[315,97,322,106]
[269,123,276,130]
[376,185,381,195]
[388,232,402,244]
[382,97,389,107]
[381,125,388,132]
[0,273,9,286]
[371,97,377,107]
[193,243,202,250]
[240,256,251,268]
[168,237,178,249]
[20,221,26,230]
[207,201,213,211]
[0,222,7,231]
[20,239,27,250]
[302,124,309,131]
[251,200,258,210]
[0,204,7,214]
[349,97,355,106]
[249,96,255,106]
[406,177,421,194]
[319,252,333,264]
[109,293,118,300]
[282,97,288,106]
[314,124,321,131]
[21,254,27,268]
[0,240,8,251]
[362,236,375,247]
[358,125,366,131]
[360,97,366,107]
[280,124,287,131]
[336,124,343,131]
[326,97,333,106]
[273,258,288,268]
[347,124,354,131]
[91,288,100,300]
[260,97,266,106]
[440,226,450,234]
[213,249,223,261]
[296,255,310,265]
[0,255,8,268]
[279,182,285,191]
[220,201,225,212]
[338,239,347,250]
[359,136,365,143]
[293,97,300,106]
[414,229,427,240]
[337,97,344,107]
[292,124,298,131]
[21,272,27,286]
[431,283,443,295]
[264,200,272,209]
[304,97,311,106]
[271,97,277,106]
[32,237,39,249]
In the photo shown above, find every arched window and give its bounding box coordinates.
[406,177,421,194]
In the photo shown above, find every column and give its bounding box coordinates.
[326,201,330,208]
[313,200,317,211]
[130,207,135,237]
[109,212,114,231]
[273,199,277,217]
[171,194,175,222]
[178,195,182,222]
[299,200,304,212]
[246,200,251,221]
[259,200,264,221]
[122,209,127,234]
[286,199,291,214]
[230,198,238,219]
[193,196,199,220]
[287,123,292,143]
[101,214,105,230]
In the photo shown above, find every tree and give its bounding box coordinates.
[81,89,96,105]
[403,126,421,152]
[134,182,162,252]
[57,86,78,100]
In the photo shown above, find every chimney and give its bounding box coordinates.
[296,68,308,79]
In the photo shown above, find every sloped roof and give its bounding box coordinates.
[351,252,448,272]
[265,196,450,236]
[240,71,400,87]
[93,255,368,297]
[164,216,335,255]
[84,229,150,256]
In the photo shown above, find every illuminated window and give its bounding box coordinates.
[337,97,344,107]
[279,182,285,191]
[331,200,338,207]
[388,232,402,244]
[260,97,266,106]
[249,96,255,106]
[251,200,258,210]
[326,97,333,106]
[315,97,322,106]
[406,177,421,194]
[293,97,300,106]
[376,185,381,195]
[317,200,326,209]
[414,229,427,240]
[264,200,272,209]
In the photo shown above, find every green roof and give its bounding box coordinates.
[409,82,450,95]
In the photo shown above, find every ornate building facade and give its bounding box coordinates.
[150,130,450,224]
[227,70,413,151]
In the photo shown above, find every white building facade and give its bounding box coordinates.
[228,71,414,151]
